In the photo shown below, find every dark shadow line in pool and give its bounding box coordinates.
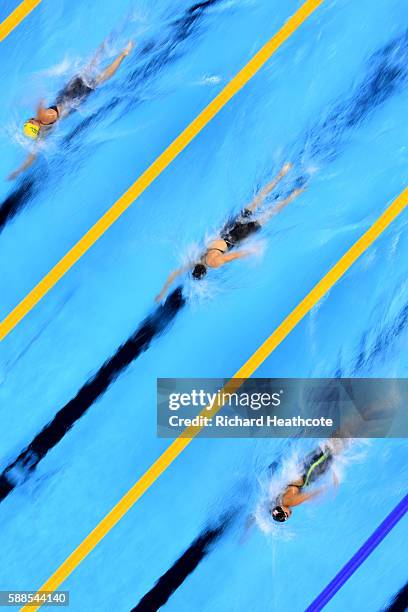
[0,0,224,232]
[132,443,299,611]
[384,581,408,612]
[0,287,185,503]
[347,300,408,375]
[3,289,76,380]
[132,513,234,612]
[0,176,36,233]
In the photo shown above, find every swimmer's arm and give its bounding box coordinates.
[155,266,188,303]
[284,488,323,507]
[221,250,252,264]
[7,153,37,180]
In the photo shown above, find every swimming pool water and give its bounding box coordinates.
[0,0,407,610]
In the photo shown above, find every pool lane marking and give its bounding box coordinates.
[306,494,408,611]
[0,0,325,342]
[22,185,408,611]
[0,0,41,42]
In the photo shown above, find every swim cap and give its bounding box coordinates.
[192,264,207,280]
[23,119,40,139]
[271,506,289,522]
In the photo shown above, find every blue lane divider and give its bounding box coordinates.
[306,493,408,611]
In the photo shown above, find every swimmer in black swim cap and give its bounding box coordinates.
[270,447,337,523]
[155,163,305,302]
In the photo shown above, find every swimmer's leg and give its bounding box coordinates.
[258,185,305,226]
[246,162,292,214]
[94,41,134,86]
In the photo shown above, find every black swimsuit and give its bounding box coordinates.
[55,76,94,108]
[35,77,94,139]
[221,208,261,249]
[39,77,95,134]
[201,209,261,267]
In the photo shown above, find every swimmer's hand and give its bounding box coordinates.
[7,153,37,181]
[7,170,19,181]
[239,514,256,544]
[155,266,188,303]
[155,291,166,303]
[311,486,326,500]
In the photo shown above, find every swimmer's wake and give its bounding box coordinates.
[133,441,346,610]
[300,28,408,164]
[0,287,185,503]
[2,24,408,233]
[0,0,224,232]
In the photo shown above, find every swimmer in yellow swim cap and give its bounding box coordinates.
[8,40,134,180]
[23,119,41,140]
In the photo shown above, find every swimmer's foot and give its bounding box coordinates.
[123,41,134,56]
[95,41,135,85]
[279,162,292,177]
[248,162,293,212]
[291,186,306,198]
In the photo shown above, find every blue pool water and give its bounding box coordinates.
[0,0,407,610]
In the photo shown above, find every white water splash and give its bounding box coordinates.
[36,55,78,78]
[196,74,223,86]
[252,439,366,536]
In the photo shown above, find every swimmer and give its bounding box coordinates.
[155,162,304,302]
[8,41,134,180]
[270,446,338,522]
